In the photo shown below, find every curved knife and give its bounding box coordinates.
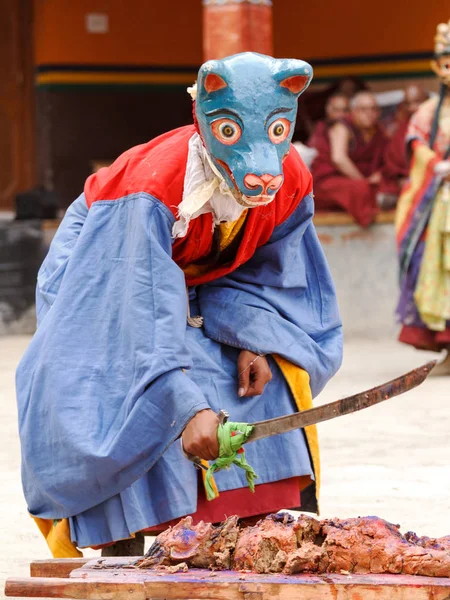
[183,361,436,470]
[245,360,436,443]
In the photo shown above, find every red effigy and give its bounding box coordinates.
[137,513,450,577]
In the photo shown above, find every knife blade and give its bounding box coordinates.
[244,360,436,444]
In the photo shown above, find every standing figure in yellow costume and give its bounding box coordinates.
[396,20,450,371]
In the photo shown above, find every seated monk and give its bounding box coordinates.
[311,91,388,227]
[379,85,429,208]
[308,94,350,149]
[381,101,409,140]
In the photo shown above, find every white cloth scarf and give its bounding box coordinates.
[172,133,247,239]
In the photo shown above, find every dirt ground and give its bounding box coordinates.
[1,335,449,597]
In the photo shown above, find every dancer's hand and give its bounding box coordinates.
[237,350,272,397]
[182,409,219,461]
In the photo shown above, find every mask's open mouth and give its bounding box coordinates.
[239,195,274,208]
[215,159,279,208]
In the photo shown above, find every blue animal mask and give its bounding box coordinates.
[195,52,313,207]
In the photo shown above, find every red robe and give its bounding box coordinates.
[380,118,409,196]
[311,119,388,227]
[85,125,312,286]
[308,120,330,150]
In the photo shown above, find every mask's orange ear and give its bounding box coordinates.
[275,59,313,97]
[280,75,310,94]
[196,60,229,103]
[204,73,228,93]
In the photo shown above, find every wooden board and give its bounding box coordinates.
[30,558,89,578]
[5,557,450,599]
[313,210,395,226]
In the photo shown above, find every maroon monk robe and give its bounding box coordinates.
[308,120,330,149]
[311,119,388,227]
[380,118,409,196]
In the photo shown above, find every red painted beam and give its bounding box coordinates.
[203,0,273,61]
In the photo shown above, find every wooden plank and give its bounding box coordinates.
[6,572,450,600]
[30,558,90,578]
[6,559,450,600]
[5,576,146,599]
[73,561,450,599]
[313,210,395,227]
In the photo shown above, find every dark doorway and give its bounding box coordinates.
[0,0,35,210]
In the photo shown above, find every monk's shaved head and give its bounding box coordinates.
[350,92,380,130]
[350,91,378,110]
[325,94,350,121]
[404,84,428,115]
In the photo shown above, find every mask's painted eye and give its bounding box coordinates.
[268,118,291,144]
[211,119,242,145]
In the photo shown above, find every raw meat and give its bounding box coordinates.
[233,513,298,573]
[139,513,450,577]
[405,531,450,553]
[136,515,239,570]
[290,517,450,578]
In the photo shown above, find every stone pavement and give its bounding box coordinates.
[1,335,449,597]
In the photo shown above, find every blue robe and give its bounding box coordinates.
[16,190,342,547]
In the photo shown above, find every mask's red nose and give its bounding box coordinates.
[243,173,283,195]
